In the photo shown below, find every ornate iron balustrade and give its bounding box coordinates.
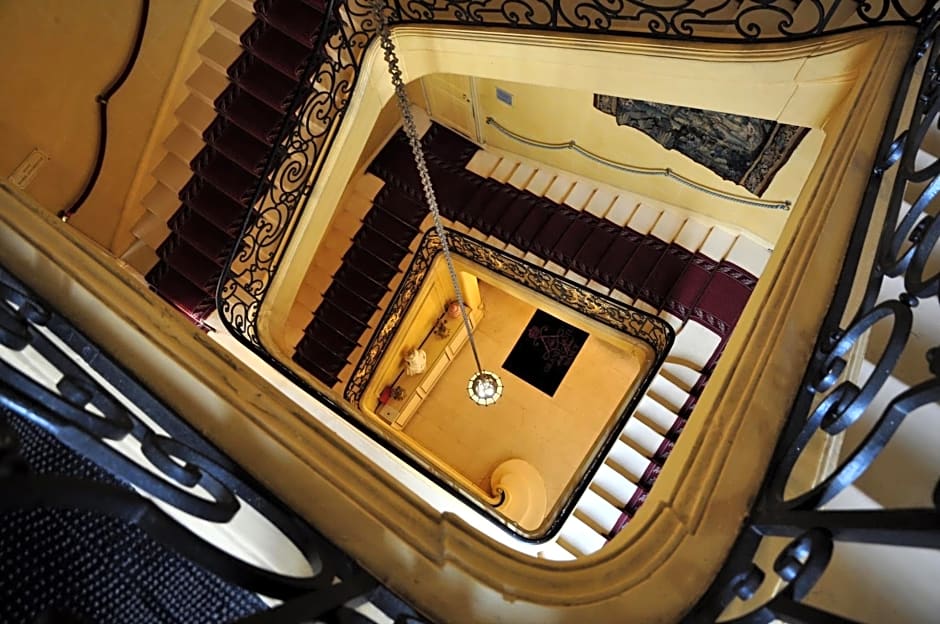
[685,11,940,623]
[0,266,430,623]
[216,0,932,356]
[205,0,940,619]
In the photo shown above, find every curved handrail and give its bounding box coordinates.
[484,116,791,210]
[59,0,150,222]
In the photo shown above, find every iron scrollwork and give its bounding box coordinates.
[0,267,399,621]
[205,0,940,614]
[216,0,932,360]
[388,0,928,39]
[688,9,940,623]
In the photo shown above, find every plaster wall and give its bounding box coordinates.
[0,0,198,248]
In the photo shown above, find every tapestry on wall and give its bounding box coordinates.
[502,310,589,397]
[593,95,810,196]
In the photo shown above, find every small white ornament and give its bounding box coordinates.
[404,348,427,376]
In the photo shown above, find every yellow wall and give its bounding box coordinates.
[262,26,874,351]
[421,73,477,140]
[422,74,826,244]
[365,256,461,408]
[353,80,426,174]
[0,0,198,247]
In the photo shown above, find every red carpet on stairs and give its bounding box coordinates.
[147,0,329,322]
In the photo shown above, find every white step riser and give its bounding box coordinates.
[558,515,608,556]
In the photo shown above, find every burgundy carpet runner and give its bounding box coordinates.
[146,0,329,322]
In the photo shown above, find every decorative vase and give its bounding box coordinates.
[404,348,427,376]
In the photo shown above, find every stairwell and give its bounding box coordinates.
[120,0,331,321]
[285,121,774,556]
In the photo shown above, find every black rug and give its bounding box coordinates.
[502,310,589,396]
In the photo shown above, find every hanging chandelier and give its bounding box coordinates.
[370,0,503,406]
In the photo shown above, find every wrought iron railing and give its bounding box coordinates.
[685,10,940,622]
[203,0,940,619]
[0,266,429,623]
[216,0,932,355]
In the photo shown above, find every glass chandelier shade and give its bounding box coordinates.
[468,370,504,407]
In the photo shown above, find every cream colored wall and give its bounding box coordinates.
[353,80,426,174]
[420,73,826,244]
[421,73,477,140]
[477,78,824,243]
[0,0,198,248]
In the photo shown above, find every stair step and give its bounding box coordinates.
[465,150,501,178]
[147,266,216,320]
[636,395,681,436]
[648,375,690,413]
[153,153,192,191]
[132,211,171,248]
[584,187,616,218]
[605,440,659,484]
[563,180,595,210]
[204,118,271,176]
[658,361,702,393]
[538,542,578,561]
[136,187,171,228]
[724,235,772,276]
[215,84,285,146]
[544,174,575,204]
[240,20,310,80]
[210,1,255,40]
[507,162,536,189]
[605,194,639,227]
[525,169,555,196]
[488,157,520,183]
[228,51,299,113]
[187,63,230,104]
[256,0,326,47]
[198,31,243,74]
[558,515,607,556]
[353,173,386,202]
[575,488,622,535]
[570,220,620,279]
[622,418,670,460]
[192,147,259,206]
[180,176,250,235]
[164,125,205,163]
[176,94,217,134]
[169,209,238,264]
[590,463,640,508]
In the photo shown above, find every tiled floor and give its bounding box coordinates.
[403,280,645,515]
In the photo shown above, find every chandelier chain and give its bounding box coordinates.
[369,0,484,373]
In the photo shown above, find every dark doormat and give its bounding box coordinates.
[502,310,589,396]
